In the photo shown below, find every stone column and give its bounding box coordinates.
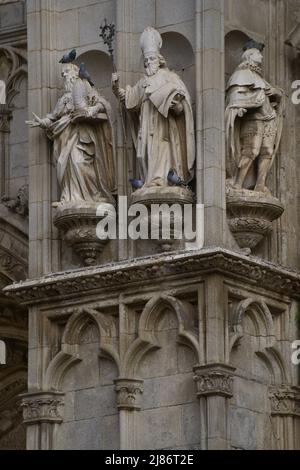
[27,0,60,277]
[114,378,144,450]
[0,106,11,198]
[116,0,136,261]
[195,0,227,247]
[20,391,64,450]
[269,385,300,450]
[193,363,235,450]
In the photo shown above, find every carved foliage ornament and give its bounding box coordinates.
[5,249,300,303]
[114,379,144,411]
[193,364,235,398]
[20,392,65,425]
[269,386,300,417]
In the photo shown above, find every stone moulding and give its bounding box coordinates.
[3,248,300,304]
[193,363,236,398]
[226,189,284,251]
[20,391,65,425]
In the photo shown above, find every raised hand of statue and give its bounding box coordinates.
[25,112,46,128]
[112,72,126,102]
[112,72,120,93]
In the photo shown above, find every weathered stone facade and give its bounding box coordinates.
[0,0,300,450]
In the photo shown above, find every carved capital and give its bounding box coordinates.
[193,364,236,398]
[269,386,300,417]
[0,107,12,133]
[20,391,65,425]
[114,379,144,411]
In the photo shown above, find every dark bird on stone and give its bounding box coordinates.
[167,169,185,186]
[59,49,77,64]
[79,63,94,87]
[129,178,144,190]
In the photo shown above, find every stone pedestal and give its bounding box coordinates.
[226,186,284,251]
[131,186,194,252]
[53,202,115,266]
[4,248,300,450]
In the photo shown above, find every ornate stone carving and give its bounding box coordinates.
[193,364,235,398]
[26,61,117,265]
[53,202,115,266]
[226,187,284,250]
[112,27,195,192]
[269,386,300,417]
[5,248,300,303]
[131,185,194,252]
[0,106,12,133]
[2,184,29,217]
[114,379,144,411]
[20,392,65,425]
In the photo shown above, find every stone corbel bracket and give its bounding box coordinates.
[193,363,236,398]
[20,391,65,425]
[269,386,300,417]
[114,378,144,411]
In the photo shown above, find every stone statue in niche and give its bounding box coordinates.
[26,60,117,266]
[26,62,116,206]
[112,27,195,192]
[225,39,285,252]
[225,39,284,194]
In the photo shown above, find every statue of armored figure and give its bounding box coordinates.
[26,63,116,206]
[112,27,195,191]
[225,39,284,194]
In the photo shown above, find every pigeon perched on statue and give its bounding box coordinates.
[129,178,144,190]
[79,63,94,87]
[59,49,77,64]
[167,169,186,187]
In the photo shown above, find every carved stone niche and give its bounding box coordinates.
[131,186,194,252]
[226,186,284,252]
[53,201,115,267]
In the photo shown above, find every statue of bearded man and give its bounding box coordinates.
[26,63,116,205]
[112,27,195,189]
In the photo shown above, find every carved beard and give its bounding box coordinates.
[145,63,160,77]
[64,76,76,92]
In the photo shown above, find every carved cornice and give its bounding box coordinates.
[114,379,144,411]
[193,363,236,398]
[20,392,65,425]
[4,248,300,305]
[269,386,300,417]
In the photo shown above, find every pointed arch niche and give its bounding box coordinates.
[229,298,288,450]
[50,309,120,450]
[129,295,200,450]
